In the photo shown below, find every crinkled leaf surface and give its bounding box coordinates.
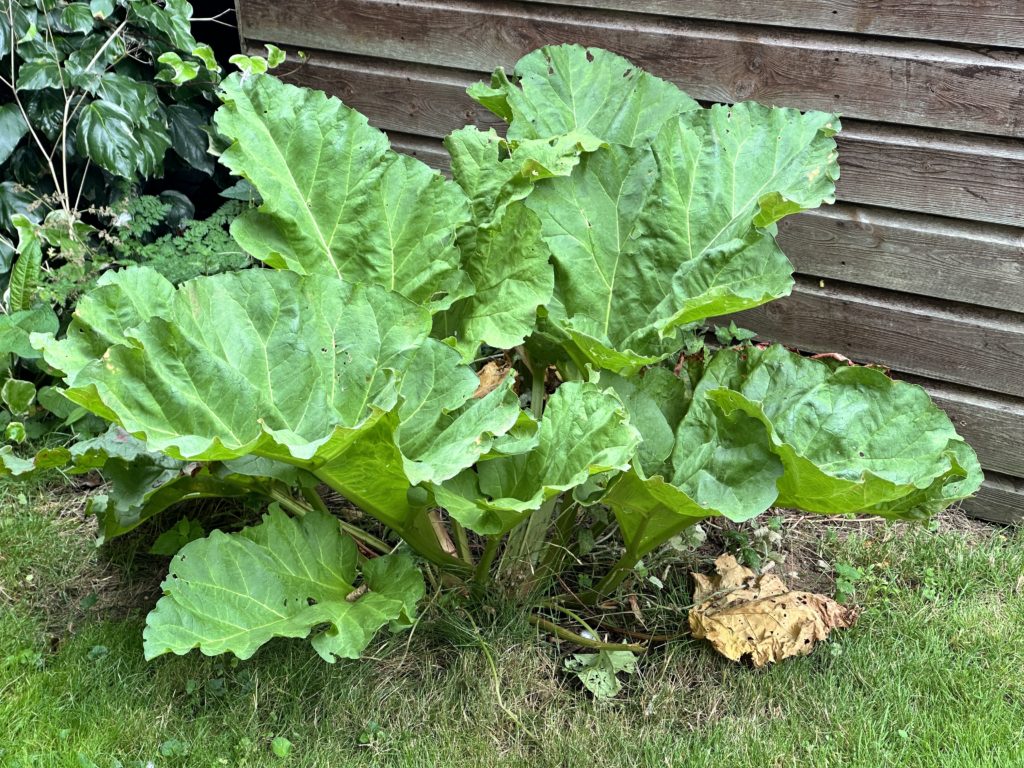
[216,74,471,309]
[602,344,978,563]
[433,382,640,535]
[143,507,424,662]
[34,268,520,561]
[699,345,982,517]
[435,127,589,357]
[472,44,697,148]
[599,367,692,474]
[603,388,782,561]
[443,126,603,235]
[392,341,522,485]
[35,267,426,462]
[523,103,839,373]
[437,202,552,358]
[312,340,523,532]
[35,266,176,383]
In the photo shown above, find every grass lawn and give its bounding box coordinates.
[1,479,1022,768]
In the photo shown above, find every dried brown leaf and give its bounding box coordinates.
[689,554,857,667]
[473,361,510,399]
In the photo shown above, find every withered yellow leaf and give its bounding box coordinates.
[472,360,510,399]
[689,554,857,667]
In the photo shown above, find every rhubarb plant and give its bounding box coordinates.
[22,45,981,662]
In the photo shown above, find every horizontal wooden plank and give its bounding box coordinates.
[836,123,1024,228]
[729,278,1024,398]
[778,206,1024,314]
[238,0,1024,137]
[520,0,1024,49]
[961,474,1024,525]
[389,131,450,169]
[278,52,1024,227]
[901,378,1024,479]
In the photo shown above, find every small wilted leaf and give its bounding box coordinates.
[472,361,510,399]
[564,648,638,699]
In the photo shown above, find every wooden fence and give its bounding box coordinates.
[233,0,1024,523]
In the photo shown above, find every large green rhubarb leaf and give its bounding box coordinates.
[698,344,982,517]
[143,506,424,661]
[36,267,424,461]
[470,44,698,148]
[601,367,782,562]
[522,102,839,373]
[435,127,563,357]
[433,382,640,535]
[524,102,835,376]
[601,344,980,568]
[33,268,520,563]
[216,73,471,310]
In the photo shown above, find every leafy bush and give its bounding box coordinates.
[0,0,222,267]
[0,0,243,444]
[23,45,982,661]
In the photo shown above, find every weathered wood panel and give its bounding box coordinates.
[239,0,1024,137]
[836,124,1024,228]
[730,279,1024,399]
[521,0,1024,48]
[778,207,1024,314]
[963,475,1024,526]
[389,131,449,168]
[278,52,1024,228]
